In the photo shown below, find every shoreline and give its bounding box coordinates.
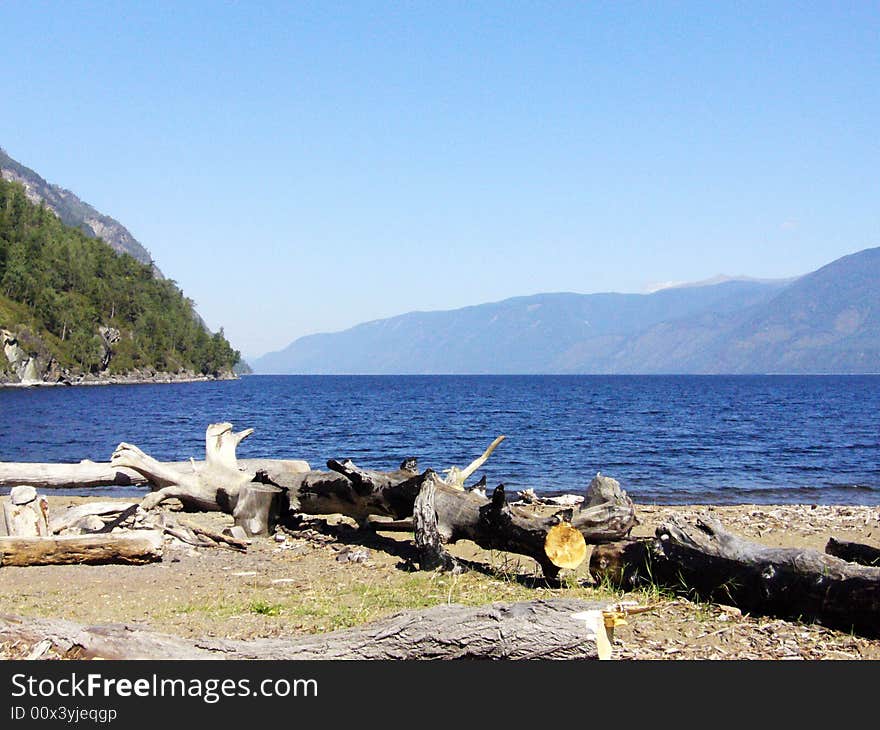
[0,372,239,389]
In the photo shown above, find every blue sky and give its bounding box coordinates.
[1,2,878,359]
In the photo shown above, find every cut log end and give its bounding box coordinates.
[544,521,587,570]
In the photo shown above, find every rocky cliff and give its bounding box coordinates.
[0,148,159,276]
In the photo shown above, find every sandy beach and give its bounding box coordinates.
[1,496,878,660]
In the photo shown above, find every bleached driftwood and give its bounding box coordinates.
[441,435,506,489]
[12,423,636,574]
[110,424,280,526]
[108,424,511,536]
[52,423,638,573]
[0,457,310,490]
[49,502,138,534]
[139,512,248,552]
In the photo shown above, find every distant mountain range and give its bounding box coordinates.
[0,147,158,275]
[255,247,880,374]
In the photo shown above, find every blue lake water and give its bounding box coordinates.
[1,374,879,505]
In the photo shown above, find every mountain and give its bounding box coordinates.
[0,173,240,385]
[0,148,157,273]
[254,247,880,375]
[684,247,880,373]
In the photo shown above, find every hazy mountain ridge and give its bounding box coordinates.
[687,247,880,373]
[0,148,157,273]
[256,247,880,374]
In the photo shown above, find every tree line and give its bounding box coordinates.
[0,177,240,375]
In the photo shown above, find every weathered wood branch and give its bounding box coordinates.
[442,434,507,488]
[0,598,617,660]
[205,423,253,470]
[105,423,294,538]
[0,532,164,567]
[182,521,248,552]
[590,514,880,637]
[0,458,310,490]
[413,471,636,579]
[138,512,248,552]
[49,502,138,534]
[289,459,430,525]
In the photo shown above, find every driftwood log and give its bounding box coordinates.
[262,436,508,526]
[106,424,511,536]
[826,537,880,567]
[0,598,617,660]
[0,457,310,490]
[590,513,880,637]
[108,423,637,570]
[110,423,290,515]
[4,423,637,572]
[0,531,164,567]
[103,423,443,535]
[413,471,636,578]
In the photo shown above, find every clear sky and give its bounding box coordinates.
[1,2,878,359]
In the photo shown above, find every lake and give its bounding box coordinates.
[1,374,878,505]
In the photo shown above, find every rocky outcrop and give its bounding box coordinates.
[98,326,121,371]
[1,329,42,385]
[0,326,236,388]
[66,370,238,387]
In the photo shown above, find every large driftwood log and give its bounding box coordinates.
[286,458,432,525]
[108,423,509,536]
[0,598,617,660]
[109,423,287,513]
[0,531,164,566]
[109,429,434,536]
[275,439,507,526]
[0,458,310,490]
[413,471,636,579]
[590,514,880,637]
